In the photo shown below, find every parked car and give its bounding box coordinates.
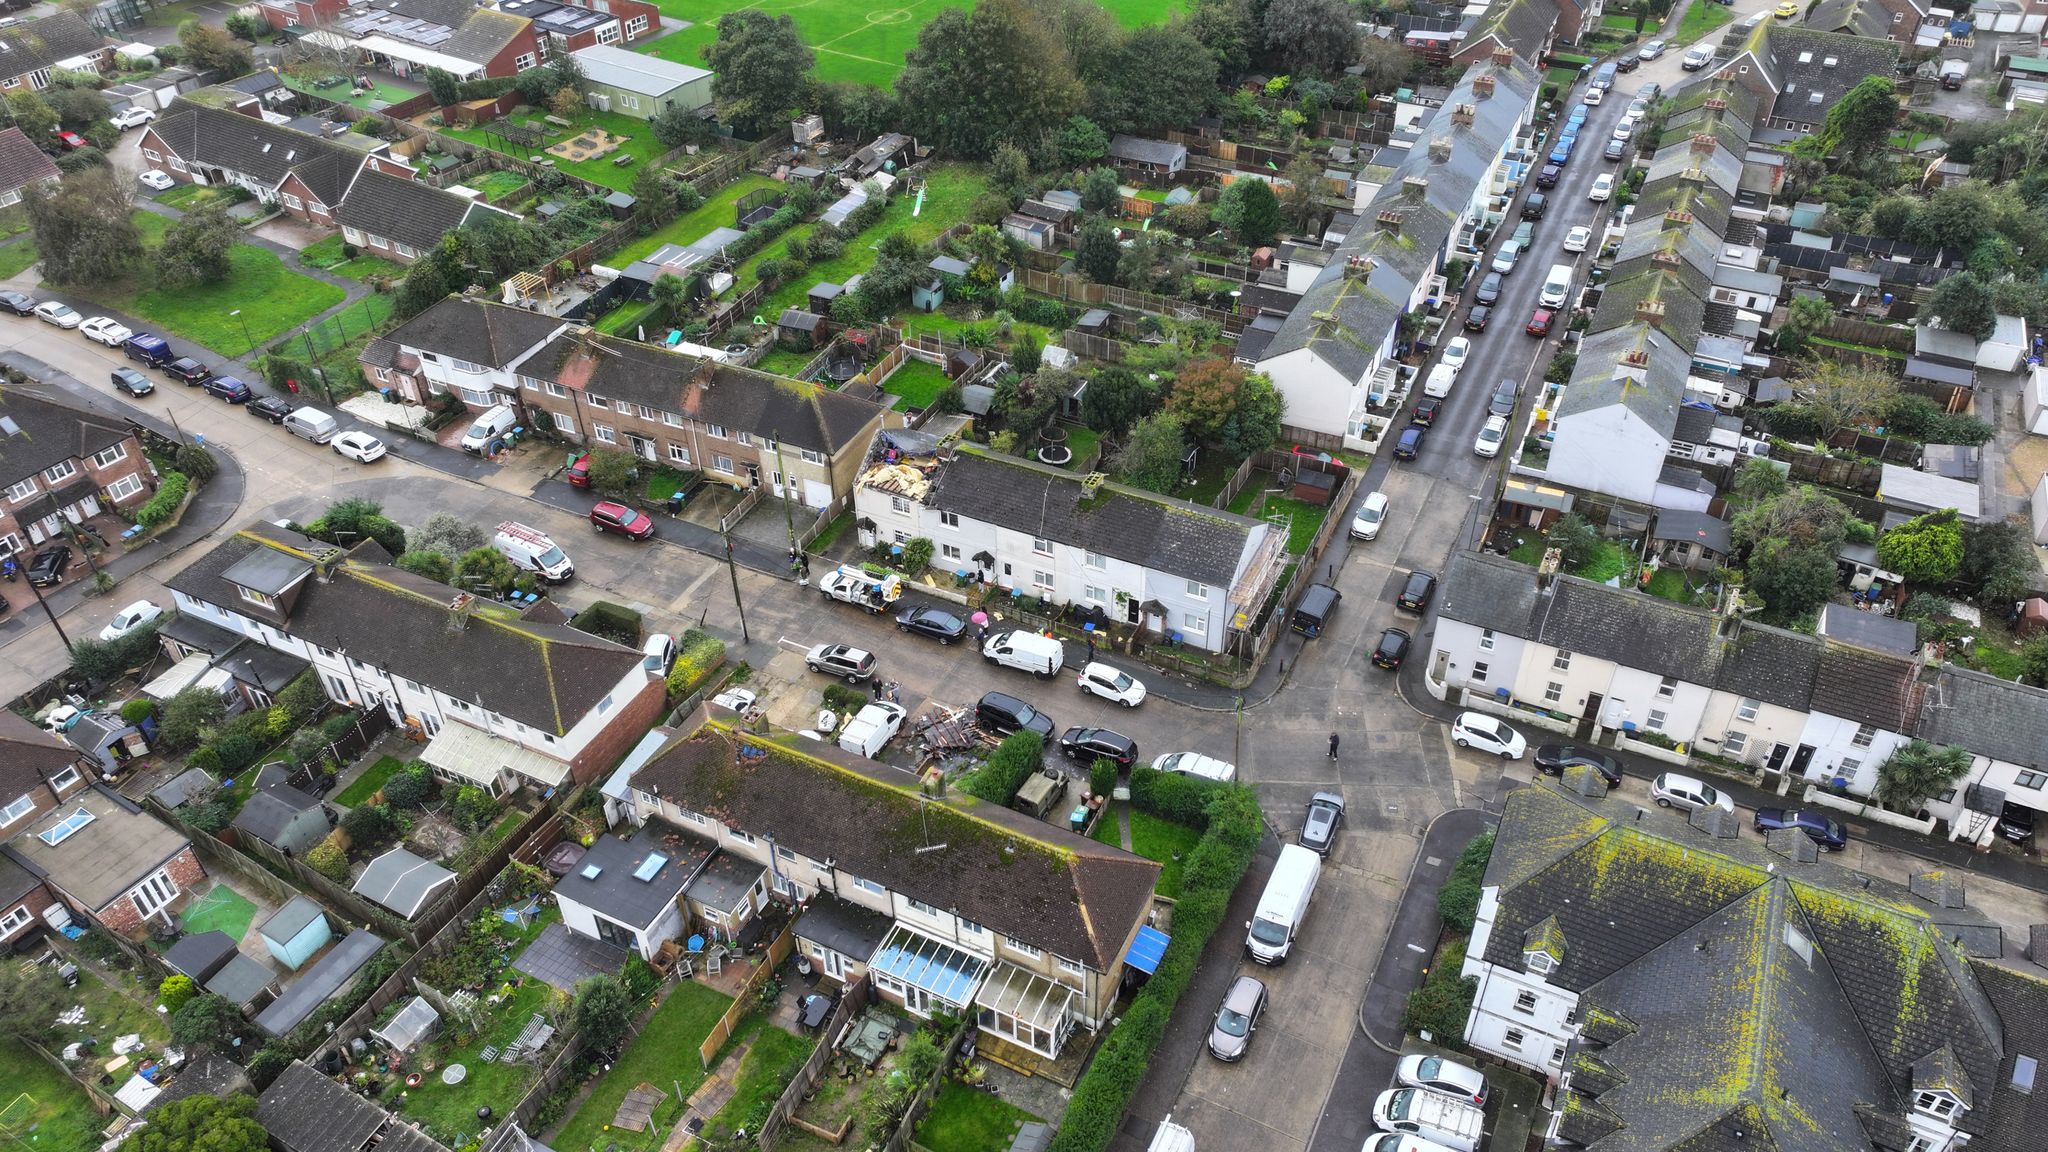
[1060,726,1138,768]
[1583,86,1604,106]
[163,356,210,385]
[1474,272,1503,306]
[589,499,655,539]
[1525,308,1555,336]
[1411,396,1443,426]
[1682,44,1714,70]
[138,169,175,191]
[98,600,162,642]
[1394,425,1426,460]
[1650,771,1736,813]
[1998,802,2036,844]
[805,643,877,683]
[33,301,81,329]
[51,130,86,151]
[1371,627,1411,670]
[0,290,33,316]
[1547,136,1575,165]
[1396,569,1437,613]
[1300,791,1345,855]
[1588,173,1615,202]
[1615,52,1641,72]
[1473,415,1508,458]
[26,545,71,587]
[1351,490,1390,541]
[1535,164,1561,189]
[247,396,294,423]
[1463,305,1492,332]
[1397,1054,1489,1107]
[1154,751,1236,781]
[1604,138,1628,161]
[110,367,154,397]
[1775,0,1799,16]
[1611,121,1634,142]
[564,453,593,489]
[1452,712,1526,759]
[1489,378,1521,418]
[110,106,155,130]
[1566,103,1588,126]
[895,604,967,644]
[976,691,1053,739]
[1492,242,1521,274]
[332,431,387,463]
[201,375,252,403]
[1077,661,1147,707]
[1440,336,1471,375]
[1564,225,1593,253]
[1534,745,1624,785]
[1207,974,1267,1061]
[1638,39,1667,60]
[1521,193,1548,219]
[1754,808,1848,850]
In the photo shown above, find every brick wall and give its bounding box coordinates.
[0,884,55,949]
[82,433,153,509]
[567,674,664,784]
[92,845,205,937]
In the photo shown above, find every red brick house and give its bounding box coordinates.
[0,391,156,560]
[498,0,661,58]
[9,785,203,938]
[0,13,111,94]
[255,0,350,32]
[0,713,93,950]
[330,0,539,80]
[138,101,415,225]
[0,127,60,210]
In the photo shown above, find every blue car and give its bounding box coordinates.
[202,374,253,403]
[1753,808,1848,850]
[1549,136,1576,165]
[1567,103,1589,126]
[1393,425,1425,460]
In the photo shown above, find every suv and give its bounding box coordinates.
[1535,164,1562,189]
[202,375,252,403]
[1395,569,1437,613]
[163,357,211,385]
[804,643,876,683]
[976,691,1054,739]
[1521,193,1548,219]
[1300,792,1346,855]
[590,500,655,540]
[27,545,71,587]
[110,367,154,397]
[247,396,294,424]
[1060,726,1138,768]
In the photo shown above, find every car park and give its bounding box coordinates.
[110,367,154,397]
[138,169,175,191]
[80,317,133,347]
[1603,138,1628,161]
[33,301,81,329]
[805,643,877,683]
[1411,396,1442,426]
[1371,627,1411,670]
[1491,241,1521,274]
[1207,974,1267,1061]
[98,600,163,642]
[1588,173,1615,201]
[1300,791,1345,854]
[1650,771,1736,813]
[1154,751,1237,782]
[976,691,1053,738]
[163,357,210,385]
[1525,307,1555,336]
[1398,1054,1489,1107]
[1061,726,1137,768]
[1396,569,1437,613]
[1463,305,1492,332]
[247,396,294,423]
[1753,808,1848,850]
[1473,272,1503,306]
[333,431,387,463]
[895,604,967,644]
[1489,378,1521,417]
[1077,661,1147,707]
[589,500,655,539]
[1521,193,1547,219]
[1535,163,1561,188]
[1440,336,1471,375]
[27,545,71,587]
[0,290,33,315]
[1393,425,1425,459]
[1351,491,1390,540]
[1473,415,1508,457]
[1564,225,1592,252]
[201,375,252,403]
[110,106,155,129]
[1534,745,1624,785]
[1452,712,1526,759]
[1638,39,1667,60]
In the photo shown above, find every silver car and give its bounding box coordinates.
[1397,1052,1489,1106]
[1301,791,1346,855]
[1207,974,1267,1061]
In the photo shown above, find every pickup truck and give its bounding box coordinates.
[819,565,903,613]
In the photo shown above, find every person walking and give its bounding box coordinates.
[1085,636,1097,664]
[1328,732,1341,761]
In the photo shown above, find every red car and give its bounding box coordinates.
[564,453,591,489]
[52,130,87,151]
[590,500,655,540]
[1525,308,1555,336]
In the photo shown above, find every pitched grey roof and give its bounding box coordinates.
[0,126,58,196]
[1463,0,1558,65]
[1649,508,1731,555]
[146,1051,250,1113]
[0,710,83,801]
[1713,622,1821,712]
[1550,322,1692,436]
[149,101,361,189]
[257,1060,437,1152]
[0,391,135,493]
[261,894,327,944]
[385,295,565,368]
[0,14,108,83]
[1974,963,2048,1152]
[333,169,483,253]
[1536,576,1724,686]
[440,8,530,66]
[1107,135,1185,166]
[1435,549,1544,634]
[352,848,455,918]
[1809,645,1919,730]
[1769,26,1902,119]
[554,822,708,930]
[1919,667,2048,769]
[1818,601,1919,657]
[922,447,1265,588]
[230,789,323,848]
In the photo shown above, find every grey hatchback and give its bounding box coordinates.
[1207,974,1267,1061]
[1300,791,1346,855]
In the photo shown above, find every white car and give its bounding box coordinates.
[138,169,175,191]
[1588,173,1615,202]
[1583,86,1604,106]
[1451,711,1526,759]
[1077,661,1147,707]
[1351,490,1390,541]
[1611,121,1634,142]
[110,106,156,130]
[1396,1053,1489,1107]
[1650,771,1737,814]
[98,599,163,642]
[1153,751,1237,782]
[1563,225,1593,253]
[641,632,676,674]
[711,687,759,713]
[80,317,132,346]
[33,301,81,329]
[332,431,387,463]
[1473,415,1508,458]
[1439,335,1471,376]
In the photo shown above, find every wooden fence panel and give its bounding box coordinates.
[759,977,872,1149]
[697,921,798,1069]
[883,1022,973,1152]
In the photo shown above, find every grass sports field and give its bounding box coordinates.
[639,0,1184,88]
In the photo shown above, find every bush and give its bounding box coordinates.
[1089,758,1117,797]
[959,731,1045,804]
[1126,766,1222,829]
[666,629,727,697]
[306,835,350,882]
[573,973,633,1051]
[173,443,217,481]
[1401,939,1474,1046]
[157,974,198,1012]
[821,684,868,714]
[68,617,167,684]
[451,785,496,833]
[170,993,241,1046]
[381,762,436,808]
[339,803,395,848]
[1437,873,1481,933]
[135,472,190,529]
[120,698,156,725]
[278,672,326,723]
[571,601,642,646]
[158,687,225,752]
[902,537,935,573]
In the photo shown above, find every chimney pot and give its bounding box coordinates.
[1472,74,1496,99]
[1691,132,1719,155]
[1451,103,1476,127]
[1665,210,1695,226]
[1636,299,1668,322]
[1492,47,1515,68]
[1704,96,1728,111]
[1376,209,1403,233]
[1623,349,1651,367]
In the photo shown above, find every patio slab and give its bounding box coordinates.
[512,921,628,992]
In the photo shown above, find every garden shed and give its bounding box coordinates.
[353,848,457,919]
[259,895,332,971]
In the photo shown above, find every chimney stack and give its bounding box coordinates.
[1636,298,1668,324]
[1665,210,1696,227]
[1402,175,1429,200]
[1472,73,1496,100]
[1623,349,1651,367]
[1428,138,1453,163]
[1376,209,1404,235]
[1704,95,1729,112]
[1451,103,1476,127]
[1651,250,1684,268]
[1492,47,1515,69]
[1691,132,1720,156]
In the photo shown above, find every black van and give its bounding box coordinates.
[1291,583,1341,638]
[976,692,1055,739]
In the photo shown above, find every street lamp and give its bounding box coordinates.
[228,309,256,359]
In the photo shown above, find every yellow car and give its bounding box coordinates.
[1774,0,1800,16]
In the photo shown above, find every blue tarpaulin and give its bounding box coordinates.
[1125,926,1170,974]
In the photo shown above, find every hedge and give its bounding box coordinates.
[1436,831,1494,933]
[666,628,728,697]
[959,731,1044,804]
[1127,766,1224,829]
[135,471,189,529]
[1048,783,1261,1152]
[571,600,642,646]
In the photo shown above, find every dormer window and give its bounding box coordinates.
[1915,1091,1959,1119]
[238,587,276,609]
[1527,951,1554,975]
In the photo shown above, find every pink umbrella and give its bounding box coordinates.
[971,611,989,626]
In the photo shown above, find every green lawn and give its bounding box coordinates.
[470,169,532,204]
[1062,425,1103,470]
[336,756,405,807]
[0,238,37,281]
[1129,809,1203,900]
[1673,0,1734,44]
[699,1023,817,1140]
[752,346,820,377]
[155,183,251,212]
[641,466,699,504]
[608,174,781,266]
[597,298,663,337]
[279,71,427,111]
[300,234,408,283]
[1228,489,1330,554]
[895,309,1056,349]
[1645,567,1711,605]
[69,212,345,356]
[1092,803,1122,845]
[881,357,950,411]
[181,883,258,939]
[915,1082,1044,1152]
[746,164,989,304]
[551,981,735,1152]
[441,107,675,192]
[0,1041,111,1152]
[383,978,562,1144]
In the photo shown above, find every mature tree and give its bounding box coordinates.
[1092,24,1217,134]
[178,21,254,77]
[1165,359,1251,443]
[453,546,518,595]
[42,84,110,133]
[1745,537,1840,622]
[1874,740,1972,813]
[25,166,139,287]
[307,497,406,556]
[1081,365,1156,435]
[169,995,242,1048]
[649,101,717,149]
[1733,485,1852,554]
[122,1094,266,1152]
[1869,195,1918,239]
[1218,372,1283,459]
[1185,0,1258,76]
[1926,270,1998,342]
[1112,413,1188,493]
[1731,457,1789,506]
[424,67,461,108]
[1793,359,1899,440]
[339,803,395,847]
[820,82,901,143]
[1813,75,1901,161]
[650,272,692,326]
[988,142,1033,204]
[381,763,436,809]
[409,513,488,560]
[852,232,927,311]
[4,90,57,140]
[1212,178,1281,246]
[1961,520,2038,605]
[705,10,815,137]
[1058,115,1109,167]
[395,550,454,585]
[572,974,633,1051]
[156,203,239,288]
[159,687,226,752]
[393,235,473,321]
[897,0,1083,159]
[1877,509,1964,586]
[1545,513,1601,570]
[1352,35,1412,95]
[1035,0,1122,90]
[1908,183,1994,255]
[1278,155,1321,231]
[1119,229,1191,295]
[1776,294,1830,354]
[462,212,549,278]
[583,447,639,495]
[1077,217,1121,284]
[1079,166,1121,214]
[1262,0,1360,76]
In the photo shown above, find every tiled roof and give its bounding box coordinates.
[0,390,135,492]
[0,13,107,83]
[632,724,1160,971]
[1973,964,2048,1152]
[1808,645,1920,730]
[286,150,356,211]
[442,8,530,66]
[1768,26,1902,119]
[334,169,481,254]
[148,101,361,188]
[1107,135,1184,165]
[0,127,58,196]
[0,711,82,799]
[1918,667,2048,771]
[385,296,566,369]
[1712,622,1821,712]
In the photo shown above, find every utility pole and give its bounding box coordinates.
[300,330,336,405]
[21,566,75,654]
[723,534,750,644]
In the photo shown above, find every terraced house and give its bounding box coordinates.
[0,13,110,93]
[0,391,156,557]
[1470,781,2048,1152]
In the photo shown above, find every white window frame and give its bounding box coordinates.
[1032,537,1053,556]
[0,795,34,826]
[851,875,887,897]
[594,425,616,444]
[938,511,960,528]
[107,474,144,502]
[668,443,691,465]
[1657,676,1677,700]
[1723,730,1749,755]
[1470,662,1489,684]
[5,479,38,503]
[595,22,621,44]
[1479,628,1495,651]
[1182,610,1208,634]
[1646,709,1667,733]
[1735,696,1761,722]
[1084,550,1108,570]
[1543,681,1564,704]
[43,460,75,484]
[1852,724,1876,749]
[92,444,128,469]
[1007,938,1042,960]
[0,905,28,936]
[553,410,577,433]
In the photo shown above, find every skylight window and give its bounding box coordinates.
[633,853,668,882]
[580,863,602,879]
[38,808,95,847]
[2015,1055,2038,1094]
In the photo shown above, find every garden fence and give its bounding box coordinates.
[697,920,798,1069]
[758,975,872,1150]
[1818,315,1915,353]
[18,1036,116,1117]
[719,485,765,535]
[884,1020,974,1152]
[1010,268,1246,335]
[1212,454,1259,510]
[797,493,851,552]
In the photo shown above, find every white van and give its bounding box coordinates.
[283,407,339,443]
[1245,844,1321,964]
[492,521,574,583]
[1539,263,1574,309]
[1147,1117,1195,1152]
[982,629,1064,678]
[460,404,518,454]
[1422,364,1456,398]
[837,702,906,758]
[1371,1089,1484,1152]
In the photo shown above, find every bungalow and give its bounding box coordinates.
[333,168,522,265]
[353,847,456,920]
[137,101,413,224]
[0,128,59,209]
[0,14,111,93]
[570,43,713,119]
[551,822,709,960]
[6,785,204,938]
[1106,135,1186,178]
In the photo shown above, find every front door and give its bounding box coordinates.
[1789,745,1816,778]
[1577,693,1603,741]
[1765,743,1790,774]
[821,948,846,980]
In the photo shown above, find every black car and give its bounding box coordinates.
[1998,802,2036,844]
[1412,396,1442,427]
[1474,272,1503,306]
[1753,808,1848,850]
[1615,52,1641,73]
[110,367,154,397]
[163,357,211,385]
[1396,569,1437,613]
[27,544,71,588]
[247,396,294,423]
[977,691,1054,739]
[1060,725,1138,769]
[0,290,34,316]
[1371,627,1411,670]
[1604,138,1628,161]
[202,374,252,403]
[1464,305,1493,331]
[1535,163,1562,189]
[895,604,967,644]
[1300,791,1346,856]
[1521,193,1548,219]
[1533,744,1624,786]
[1489,378,1521,418]
[1393,425,1425,460]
